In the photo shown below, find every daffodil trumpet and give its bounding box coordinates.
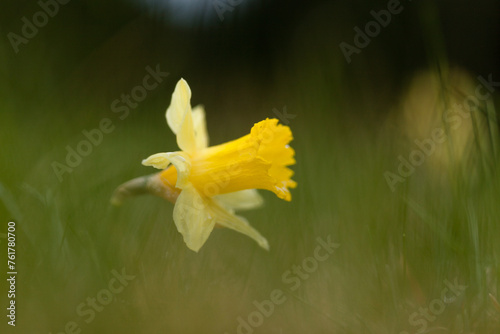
[111,79,296,252]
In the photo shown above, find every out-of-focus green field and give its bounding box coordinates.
[1,1,500,333]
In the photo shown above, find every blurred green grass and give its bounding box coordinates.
[2,68,500,333]
[1,1,500,333]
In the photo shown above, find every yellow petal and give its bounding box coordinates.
[166,78,191,135]
[173,183,216,252]
[215,189,264,211]
[141,152,171,169]
[177,104,197,154]
[165,79,197,153]
[207,197,269,250]
[142,151,191,189]
[192,105,209,149]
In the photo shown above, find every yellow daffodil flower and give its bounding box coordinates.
[112,79,296,252]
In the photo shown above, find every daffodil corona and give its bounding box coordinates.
[112,79,296,252]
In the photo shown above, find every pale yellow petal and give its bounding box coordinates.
[176,104,197,154]
[192,105,209,149]
[215,189,264,211]
[207,198,269,250]
[173,183,215,252]
[141,153,172,169]
[166,78,191,135]
[164,79,197,153]
[142,151,191,189]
